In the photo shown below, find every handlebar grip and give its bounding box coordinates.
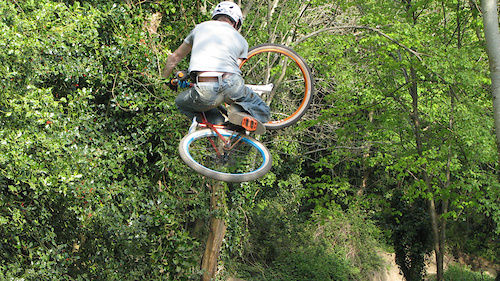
[174,70,189,81]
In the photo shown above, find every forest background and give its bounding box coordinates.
[1,0,500,280]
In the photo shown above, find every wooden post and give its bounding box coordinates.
[201,181,226,281]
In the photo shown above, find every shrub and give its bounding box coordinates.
[0,1,206,279]
[443,265,495,281]
[223,198,383,281]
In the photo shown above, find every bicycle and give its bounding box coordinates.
[177,43,314,182]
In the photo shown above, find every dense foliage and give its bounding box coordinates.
[0,1,204,279]
[1,0,499,280]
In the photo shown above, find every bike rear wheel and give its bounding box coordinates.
[178,129,272,182]
[240,43,314,130]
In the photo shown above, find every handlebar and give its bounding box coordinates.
[170,70,194,88]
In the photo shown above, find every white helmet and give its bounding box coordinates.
[212,1,243,28]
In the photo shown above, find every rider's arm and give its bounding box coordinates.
[161,42,192,79]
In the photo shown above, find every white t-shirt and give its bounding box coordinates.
[184,20,248,75]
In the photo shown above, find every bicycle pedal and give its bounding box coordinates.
[228,111,266,134]
[241,116,258,131]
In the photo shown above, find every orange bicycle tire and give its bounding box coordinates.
[240,43,314,130]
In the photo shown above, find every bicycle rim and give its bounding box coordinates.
[240,43,314,130]
[179,129,272,182]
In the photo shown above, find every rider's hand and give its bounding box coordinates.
[166,79,178,91]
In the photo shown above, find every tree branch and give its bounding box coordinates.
[293,25,426,61]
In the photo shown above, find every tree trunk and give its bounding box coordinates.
[429,198,444,281]
[406,65,445,281]
[201,182,227,281]
[241,0,255,18]
[482,0,500,159]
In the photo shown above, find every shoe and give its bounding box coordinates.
[228,111,266,135]
[221,122,247,134]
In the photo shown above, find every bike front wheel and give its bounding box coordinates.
[240,43,314,130]
[178,129,272,182]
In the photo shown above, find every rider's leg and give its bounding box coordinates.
[219,74,271,123]
[175,83,226,125]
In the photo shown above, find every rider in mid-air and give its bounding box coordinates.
[161,1,270,134]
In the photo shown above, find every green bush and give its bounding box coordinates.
[0,1,206,279]
[270,246,350,281]
[443,265,495,281]
[224,198,383,281]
